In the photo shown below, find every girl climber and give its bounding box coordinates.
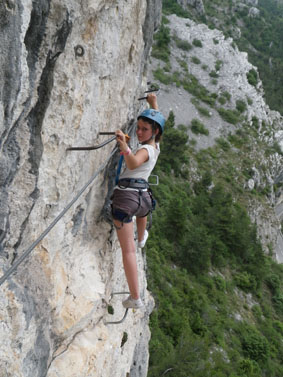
[112,93,165,309]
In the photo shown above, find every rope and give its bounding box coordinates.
[0,148,117,287]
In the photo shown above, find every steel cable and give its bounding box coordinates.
[0,148,117,287]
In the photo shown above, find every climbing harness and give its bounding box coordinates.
[104,291,130,325]
[0,148,117,287]
[112,178,156,229]
[117,178,149,190]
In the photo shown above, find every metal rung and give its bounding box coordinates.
[105,308,129,325]
[104,292,130,325]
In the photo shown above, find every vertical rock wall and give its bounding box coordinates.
[0,1,161,376]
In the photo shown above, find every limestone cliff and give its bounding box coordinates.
[1,2,283,376]
[0,1,161,376]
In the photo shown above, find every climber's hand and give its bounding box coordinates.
[115,130,128,153]
[146,93,158,110]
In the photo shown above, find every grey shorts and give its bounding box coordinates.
[111,189,152,223]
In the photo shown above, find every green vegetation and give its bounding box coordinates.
[209,70,219,78]
[216,137,230,151]
[218,96,227,105]
[217,108,241,125]
[193,38,203,47]
[153,68,172,85]
[182,74,217,106]
[236,99,247,113]
[222,91,231,101]
[217,109,237,125]
[162,0,283,114]
[191,98,212,118]
[163,0,283,114]
[163,0,190,18]
[173,35,193,51]
[191,118,209,135]
[191,56,201,64]
[216,91,231,106]
[176,57,188,72]
[236,1,283,112]
[148,15,283,376]
[152,23,171,63]
[215,59,223,71]
[152,66,218,107]
[147,111,283,377]
[156,112,189,176]
[247,69,258,87]
[247,97,253,105]
[272,142,283,156]
[197,107,211,117]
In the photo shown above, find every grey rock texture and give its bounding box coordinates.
[0,1,161,376]
[149,15,275,148]
[1,4,283,376]
[248,6,260,17]
[177,0,205,14]
[243,0,258,6]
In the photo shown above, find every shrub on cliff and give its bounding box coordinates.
[152,23,171,62]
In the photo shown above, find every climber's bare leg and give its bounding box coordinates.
[136,216,147,243]
[114,220,139,299]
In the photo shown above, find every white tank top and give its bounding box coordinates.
[119,143,160,181]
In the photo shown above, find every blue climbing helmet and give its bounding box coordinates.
[138,109,165,134]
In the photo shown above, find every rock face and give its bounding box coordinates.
[243,0,258,6]
[248,6,260,17]
[1,3,283,375]
[0,1,161,376]
[177,0,205,15]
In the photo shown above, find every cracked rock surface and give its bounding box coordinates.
[0,1,161,376]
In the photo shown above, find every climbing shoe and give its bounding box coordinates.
[138,229,148,249]
[122,295,144,309]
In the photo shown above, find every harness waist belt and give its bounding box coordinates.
[118,178,149,190]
